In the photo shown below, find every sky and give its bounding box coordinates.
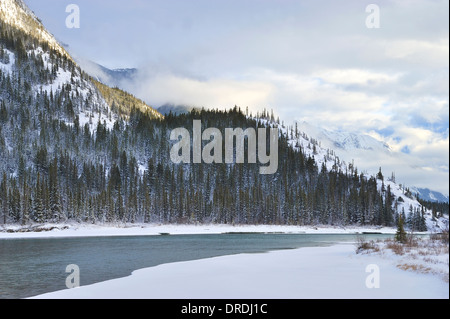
[25,0,449,195]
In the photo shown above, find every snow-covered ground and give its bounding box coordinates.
[0,222,402,239]
[30,243,448,299]
[358,238,449,285]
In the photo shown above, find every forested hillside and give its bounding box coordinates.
[0,0,447,230]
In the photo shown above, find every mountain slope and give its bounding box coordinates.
[279,117,448,231]
[73,56,138,88]
[298,121,449,203]
[0,0,70,59]
[411,187,449,203]
[93,79,163,120]
[0,0,162,122]
[0,0,447,231]
[298,121,391,154]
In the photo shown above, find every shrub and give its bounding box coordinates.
[386,240,405,255]
[430,227,449,244]
[355,235,378,254]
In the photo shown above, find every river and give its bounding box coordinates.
[0,233,394,299]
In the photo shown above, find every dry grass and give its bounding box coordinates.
[385,234,448,256]
[386,240,405,255]
[397,262,449,283]
[405,234,420,248]
[397,263,432,274]
[430,229,449,244]
[423,256,440,264]
[364,233,449,283]
[355,235,379,254]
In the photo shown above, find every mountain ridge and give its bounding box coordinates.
[411,187,449,203]
[0,0,162,122]
[0,0,71,59]
[0,0,447,231]
[73,56,138,89]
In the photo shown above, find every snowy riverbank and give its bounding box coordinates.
[0,222,405,239]
[30,243,448,299]
[3,222,447,299]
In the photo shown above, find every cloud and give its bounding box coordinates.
[127,71,274,110]
[384,38,449,65]
[311,68,402,86]
[71,54,113,83]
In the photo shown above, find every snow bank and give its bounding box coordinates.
[30,243,448,299]
[0,223,400,239]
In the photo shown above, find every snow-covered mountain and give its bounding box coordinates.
[297,121,449,204]
[0,0,70,59]
[0,0,447,231]
[271,118,448,231]
[411,187,449,203]
[73,56,138,89]
[298,121,391,154]
[1,0,161,123]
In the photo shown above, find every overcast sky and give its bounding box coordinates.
[25,0,449,194]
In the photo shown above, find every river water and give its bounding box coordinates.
[0,233,394,299]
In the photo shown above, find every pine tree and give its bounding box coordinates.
[49,157,62,222]
[395,213,407,243]
[376,167,384,181]
[33,173,45,223]
[419,206,427,232]
[1,173,8,224]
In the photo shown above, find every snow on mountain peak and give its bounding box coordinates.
[0,0,70,59]
[298,121,391,152]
